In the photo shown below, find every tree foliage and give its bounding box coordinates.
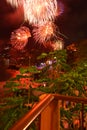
[1,49,87,129]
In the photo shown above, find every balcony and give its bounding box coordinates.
[10,94,87,130]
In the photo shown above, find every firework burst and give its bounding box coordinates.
[32,22,57,44]
[6,0,64,45]
[23,0,58,25]
[51,40,64,50]
[6,0,64,25]
[10,26,31,50]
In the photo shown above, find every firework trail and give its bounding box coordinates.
[33,21,67,45]
[23,0,57,25]
[6,0,63,25]
[10,26,31,50]
[6,0,64,44]
[32,22,58,44]
[6,0,23,7]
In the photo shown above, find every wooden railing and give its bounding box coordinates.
[10,94,87,130]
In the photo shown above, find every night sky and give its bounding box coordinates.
[58,0,87,42]
[0,0,87,43]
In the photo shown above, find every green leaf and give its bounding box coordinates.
[37,53,47,60]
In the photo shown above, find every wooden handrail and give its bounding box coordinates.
[10,94,54,130]
[10,94,87,130]
[54,94,87,103]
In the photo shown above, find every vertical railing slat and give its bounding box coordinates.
[57,100,61,130]
[81,103,84,130]
[40,99,60,130]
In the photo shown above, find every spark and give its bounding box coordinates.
[32,22,57,44]
[51,40,64,50]
[10,26,31,50]
[6,0,64,25]
[6,0,23,7]
[32,21,65,46]
[23,0,58,25]
[6,0,64,45]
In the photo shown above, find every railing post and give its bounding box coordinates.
[82,103,84,130]
[80,103,84,130]
[85,113,87,130]
[40,99,60,130]
[57,100,61,130]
